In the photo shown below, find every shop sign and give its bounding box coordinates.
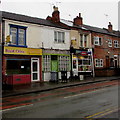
[81,51,87,56]
[4,46,42,55]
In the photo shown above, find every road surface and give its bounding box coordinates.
[2,80,119,119]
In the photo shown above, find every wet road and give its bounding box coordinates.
[2,80,119,118]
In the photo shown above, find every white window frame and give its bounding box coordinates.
[94,36,102,46]
[54,31,65,43]
[58,56,70,71]
[43,55,51,72]
[114,40,119,48]
[108,39,112,47]
[80,34,88,47]
[95,59,103,67]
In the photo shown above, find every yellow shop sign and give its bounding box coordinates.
[4,46,42,55]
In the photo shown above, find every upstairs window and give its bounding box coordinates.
[80,34,88,47]
[108,39,112,47]
[80,34,83,47]
[54,31,65,43]
[10,24,27,47]
[94,36,102,46]
[114,40,119,48]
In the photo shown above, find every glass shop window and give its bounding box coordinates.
[59,56,70,71]
[6,59,31,75]
[73,60,77,69]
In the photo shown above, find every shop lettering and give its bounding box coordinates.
[5,49,25,53]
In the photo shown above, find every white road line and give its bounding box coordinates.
[1,103,34,112]
[64,88,106,99]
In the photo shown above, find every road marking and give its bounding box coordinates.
[94,108,118,118]
[64,88,106,99]
[85,107,118,118]
[2,103,33,112]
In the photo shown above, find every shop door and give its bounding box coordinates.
[51,60,58,72]
[31,58,39,81]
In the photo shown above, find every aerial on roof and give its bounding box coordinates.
[1,11,70,30]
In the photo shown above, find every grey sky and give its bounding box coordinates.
[1,0,119,30]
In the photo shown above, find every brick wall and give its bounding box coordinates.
[92,32,120,76]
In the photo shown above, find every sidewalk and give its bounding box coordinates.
[2,76,120,97]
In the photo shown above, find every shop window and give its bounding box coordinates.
[9,24,27,47]
[95,59,103,67]
[78,56,91,71]
[6,59,31,75]
[73,60,77,69]
[58,56,70,71]
[54,31,65,43]
[43,55,51,72]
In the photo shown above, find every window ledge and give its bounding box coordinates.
[54,42,65,44]
[8,44,27,48]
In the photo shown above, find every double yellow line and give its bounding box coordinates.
[85,107,118,118]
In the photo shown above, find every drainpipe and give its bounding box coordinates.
[91,48,95,77]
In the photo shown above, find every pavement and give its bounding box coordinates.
[2,76,120,97]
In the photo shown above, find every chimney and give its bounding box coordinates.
[73,13,83,26]
[52,6,60,22]
[108,22,113,32]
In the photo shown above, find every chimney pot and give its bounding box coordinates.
[53,6,58,11]
[108,22,113,32]
[79,13,81,17]
[52,6,60,22]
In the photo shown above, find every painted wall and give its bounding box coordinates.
[4,20,70,50]
[41,26,70,50]
[4,20,43,48]
[70,30,92,49]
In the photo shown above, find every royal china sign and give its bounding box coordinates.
[4,46,42,55]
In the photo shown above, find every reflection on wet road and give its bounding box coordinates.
[2,80,119,118]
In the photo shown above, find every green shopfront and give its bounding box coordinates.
[42,49,71,81]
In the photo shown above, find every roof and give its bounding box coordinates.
[1,11,70,30]
[61,19,120,37]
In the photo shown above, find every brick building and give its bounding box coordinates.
[59,11,120,77]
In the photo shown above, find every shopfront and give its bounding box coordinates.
[3,46,42,85]
[42,49,71,81]
[72,48,94,77]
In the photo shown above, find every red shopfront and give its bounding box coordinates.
[3,46,42,85]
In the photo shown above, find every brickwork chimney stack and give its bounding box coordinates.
[73,13,83,26]
[52,6,60,22]
[108,22,113,32]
